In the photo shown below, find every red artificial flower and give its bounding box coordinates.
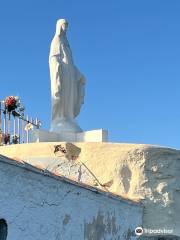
[5,96,16,107]
[4,96,17,112]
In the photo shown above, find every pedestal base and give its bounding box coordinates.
[29,129,108,142]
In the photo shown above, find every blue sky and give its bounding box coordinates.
[0,0,180,148]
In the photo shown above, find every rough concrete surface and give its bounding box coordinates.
[0,142,180,237]
[0,155,142,240]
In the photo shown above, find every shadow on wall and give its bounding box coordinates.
[120,165,132,194]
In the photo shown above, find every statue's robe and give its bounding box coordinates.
[49,33,85,132]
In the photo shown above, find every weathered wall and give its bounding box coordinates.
[0,156,142,240]
[0,142,180,237]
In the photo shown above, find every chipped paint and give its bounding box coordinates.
[84,211,133,240]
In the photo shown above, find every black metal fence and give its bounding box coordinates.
[0,96,41,145]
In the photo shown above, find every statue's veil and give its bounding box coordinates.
[55,19,67,36]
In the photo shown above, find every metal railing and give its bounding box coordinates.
[0,96,41,145]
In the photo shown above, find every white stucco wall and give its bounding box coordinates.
[0,156,142,240]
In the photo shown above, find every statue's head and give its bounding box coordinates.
[56,19,68,36]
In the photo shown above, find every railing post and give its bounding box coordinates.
[4,110,6,135]
[13,115,16,137]
[21,112,24,143]
[0,102,2,146]
[26,115,29,143]
[17,117,20,143]
[0,102,1,130]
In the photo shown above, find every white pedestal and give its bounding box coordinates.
[29,129,108,143]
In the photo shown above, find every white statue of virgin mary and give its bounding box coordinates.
[49,19,85,133]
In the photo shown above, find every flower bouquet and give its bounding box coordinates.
[4,96,19,112]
